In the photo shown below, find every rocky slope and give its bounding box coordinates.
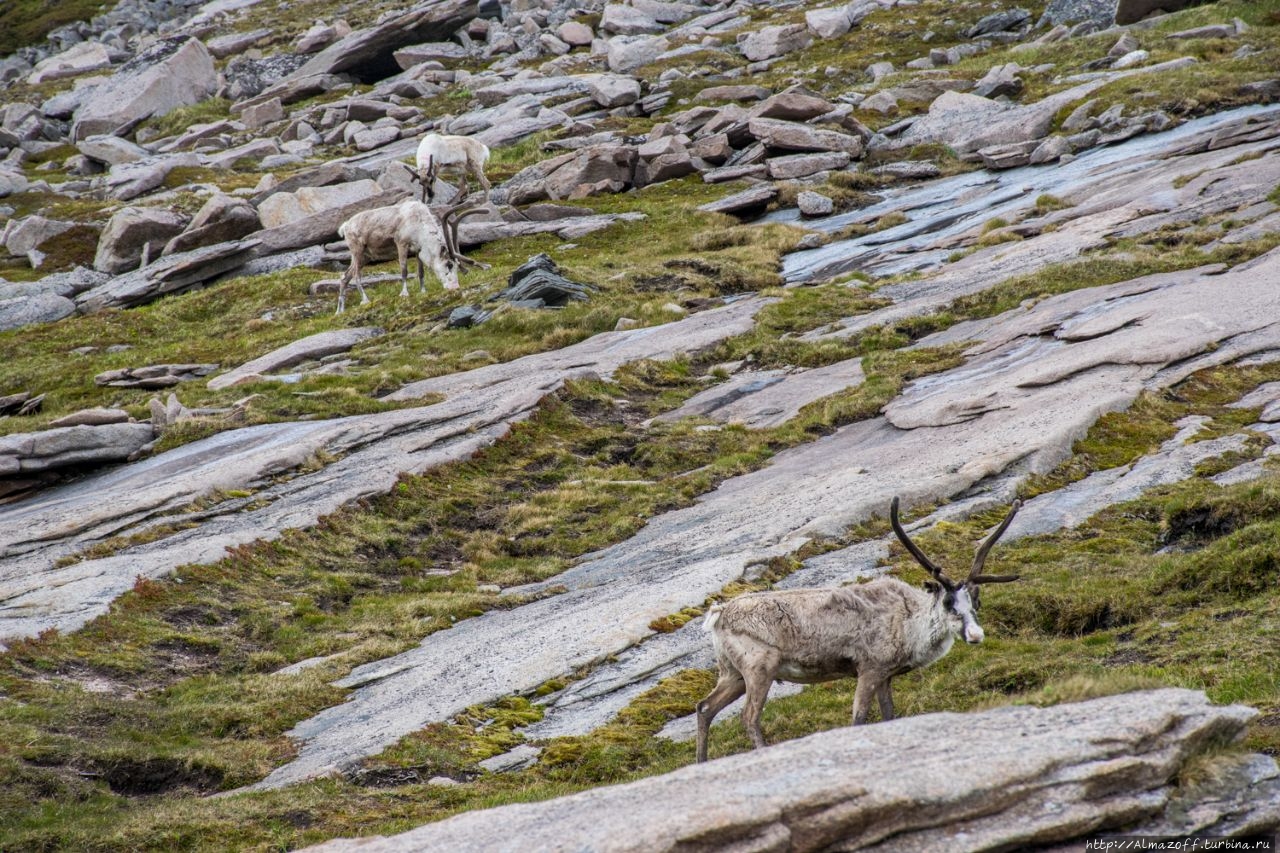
[0,0,1279,847]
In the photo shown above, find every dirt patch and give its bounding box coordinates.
[347,763,478,789]
[90,757,225,796]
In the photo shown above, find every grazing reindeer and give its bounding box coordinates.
[694,496,1022,763]
[413,133,491,204]
[335,199,459,314]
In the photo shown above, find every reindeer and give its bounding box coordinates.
[412,133,491,204]
[335,199,460,314]
[694,496,1022,763]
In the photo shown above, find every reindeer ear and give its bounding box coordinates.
[923,580,942,595]
[972,574,1021,584]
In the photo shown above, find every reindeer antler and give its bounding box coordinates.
[890,496,953,589]
[438,200,494,271]
[969,499,1022,584]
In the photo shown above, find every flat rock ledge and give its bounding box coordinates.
[303,690,1278,853]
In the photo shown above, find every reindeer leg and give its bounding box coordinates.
[739,658,778,751]
[696,671,745,764]
[876,679,895,722]
[476,162,491,204]
[398,242,410,299]
[852,674,882,725]
[418,251,426,295]
[337,261,355,315]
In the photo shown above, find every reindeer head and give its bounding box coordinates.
[889,496,1022,644]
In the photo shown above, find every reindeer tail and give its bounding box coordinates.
[703,604,723,633]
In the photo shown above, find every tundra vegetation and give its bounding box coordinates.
[0,0,1279,848]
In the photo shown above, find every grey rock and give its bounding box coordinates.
[206,28,272,59]
[301,691,1268,852]
[163,194,260,256]
[868,160,941,179]
[1116,0,1216,25]
[557,22,594,46]
[1041,0,1123,26]
[695,85,770,103]
[26,42,112,85]
[77,238,262,312]
[859,90,898,114]
[739,24,812,62]
[240,98,284,130]
[504,145,637,205]
[258,180,383,229]
[104,154,200,201]
[751,89,834,121]
[95,363,218,389]
[972,63,1023,99]
[77,135,148,166]
[978,139,1040,169]
[224,54,312,103]
[748,117,864,155]
[606,35,669,73]
[3,216,77,265]
[71,38,217,142]
[1030,134,1071,164]
[94,207,191,274]
[393,42,469,69]
[600,4,664,36]
[697,184,778,215]
[208,328,384,390]
[966,7,1031,37]
[1113,48,1150,68]
[766,150,851,179]
[0,292,76,332]
[586,74,641,108]
[47,408,132,428]
[700,163,767,183]
[0,423,155,477]
[282,0,481,82]
[797,190,834,217]
[1169,23,1236,39]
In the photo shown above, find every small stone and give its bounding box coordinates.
[797,191,834,217]
[1112,50,1149,69]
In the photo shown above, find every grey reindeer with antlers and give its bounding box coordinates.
[695,496,1023,763]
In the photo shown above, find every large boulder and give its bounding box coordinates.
[0,292,77,332]
[26,42,112,85]
[283,0,484,83]
[301,691,1274,853]
[71,38,217,142]
[77,135,149,166]
[257,179,383,229]
[94,207,191,274]
[586,74,642,108]
[0,423,155,477]
[164,194,261,256]
[1041,0,1213,26]
[3,216,78,267]
[747,117,864,156]
[805,1,875,39]
[505,145,639,204]
[739,25,812,62]
[600,4,664,36]
[104,153,201,201]
[606,35,670,73]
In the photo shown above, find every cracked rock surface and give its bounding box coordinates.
[303,690,1277,853]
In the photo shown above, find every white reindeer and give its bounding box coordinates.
[414,133,491,204]
[335,199,460,314]
[694,496,1022,763]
